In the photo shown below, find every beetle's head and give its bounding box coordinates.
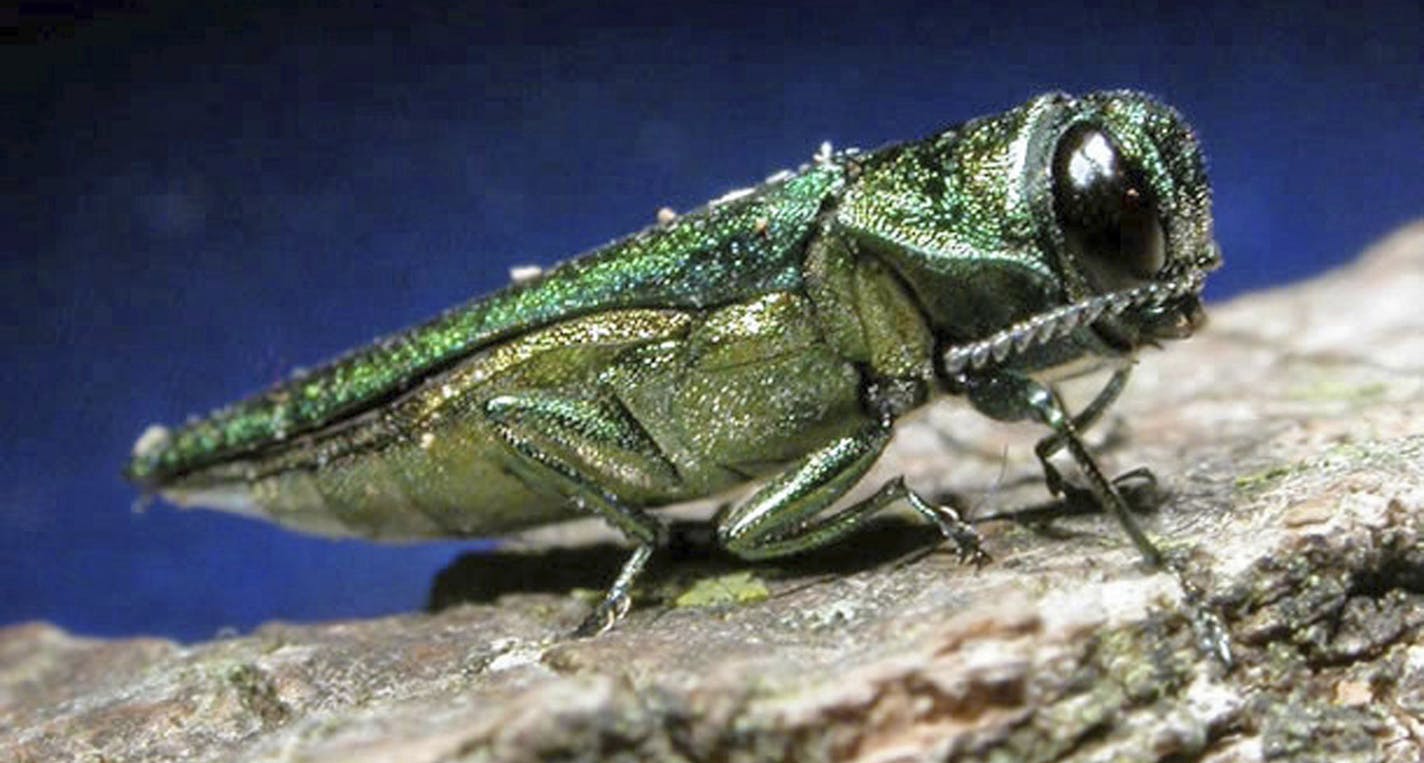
[1043,91,1221,352]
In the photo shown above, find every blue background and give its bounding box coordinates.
[5,1,1421,641]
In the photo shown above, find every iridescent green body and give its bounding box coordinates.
[129,164,843,486]
[127,92,1222,639]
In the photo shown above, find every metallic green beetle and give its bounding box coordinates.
[127,91,1221,637]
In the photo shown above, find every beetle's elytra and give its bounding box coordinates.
[128,91,1221,638]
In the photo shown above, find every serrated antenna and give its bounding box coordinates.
[941,270,1207,376]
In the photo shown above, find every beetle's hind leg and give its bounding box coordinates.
[484,392,679,637]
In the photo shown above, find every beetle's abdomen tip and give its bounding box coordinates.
[123,423,173,486]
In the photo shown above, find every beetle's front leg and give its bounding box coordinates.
[484,392,678,637]
[1031,364,1130,494]
[717,423,989,566]
[1030,365,1161,513]
[962,371,1162,567]
[965,371,1234,666]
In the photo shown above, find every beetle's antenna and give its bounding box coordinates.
[941,269,1207,375]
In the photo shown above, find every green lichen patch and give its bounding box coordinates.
[673,571,771,609]
[1234,435,1424,498]
[1286,379,1389,405]
[1233,463,1299,495]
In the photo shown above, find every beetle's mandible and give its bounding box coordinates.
[127,91,1222,640]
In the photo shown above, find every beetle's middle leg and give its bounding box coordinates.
[717,422,989,565]
[484,391,680,637]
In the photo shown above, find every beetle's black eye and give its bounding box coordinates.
[1052,123,1166,292]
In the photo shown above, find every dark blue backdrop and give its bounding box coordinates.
[5,1,1420,641]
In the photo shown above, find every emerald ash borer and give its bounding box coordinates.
[127,91,1222,638]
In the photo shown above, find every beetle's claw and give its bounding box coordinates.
[572,591,631,638]
[957,535,993,569]
[939,517,991,568]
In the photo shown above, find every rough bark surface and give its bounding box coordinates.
[5,224,1423,762]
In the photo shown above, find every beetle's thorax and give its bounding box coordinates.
[834,100,1063,348]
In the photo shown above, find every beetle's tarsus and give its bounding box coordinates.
[1196,607,1235,670]
[572,594,627,638]
[1165,553,1235,670]
[1056,466,1162,517]
[573,543,653,637]
[899,484,991,567]
[1111,466,1161,512]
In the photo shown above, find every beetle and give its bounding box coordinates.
[127,91,1221,638]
